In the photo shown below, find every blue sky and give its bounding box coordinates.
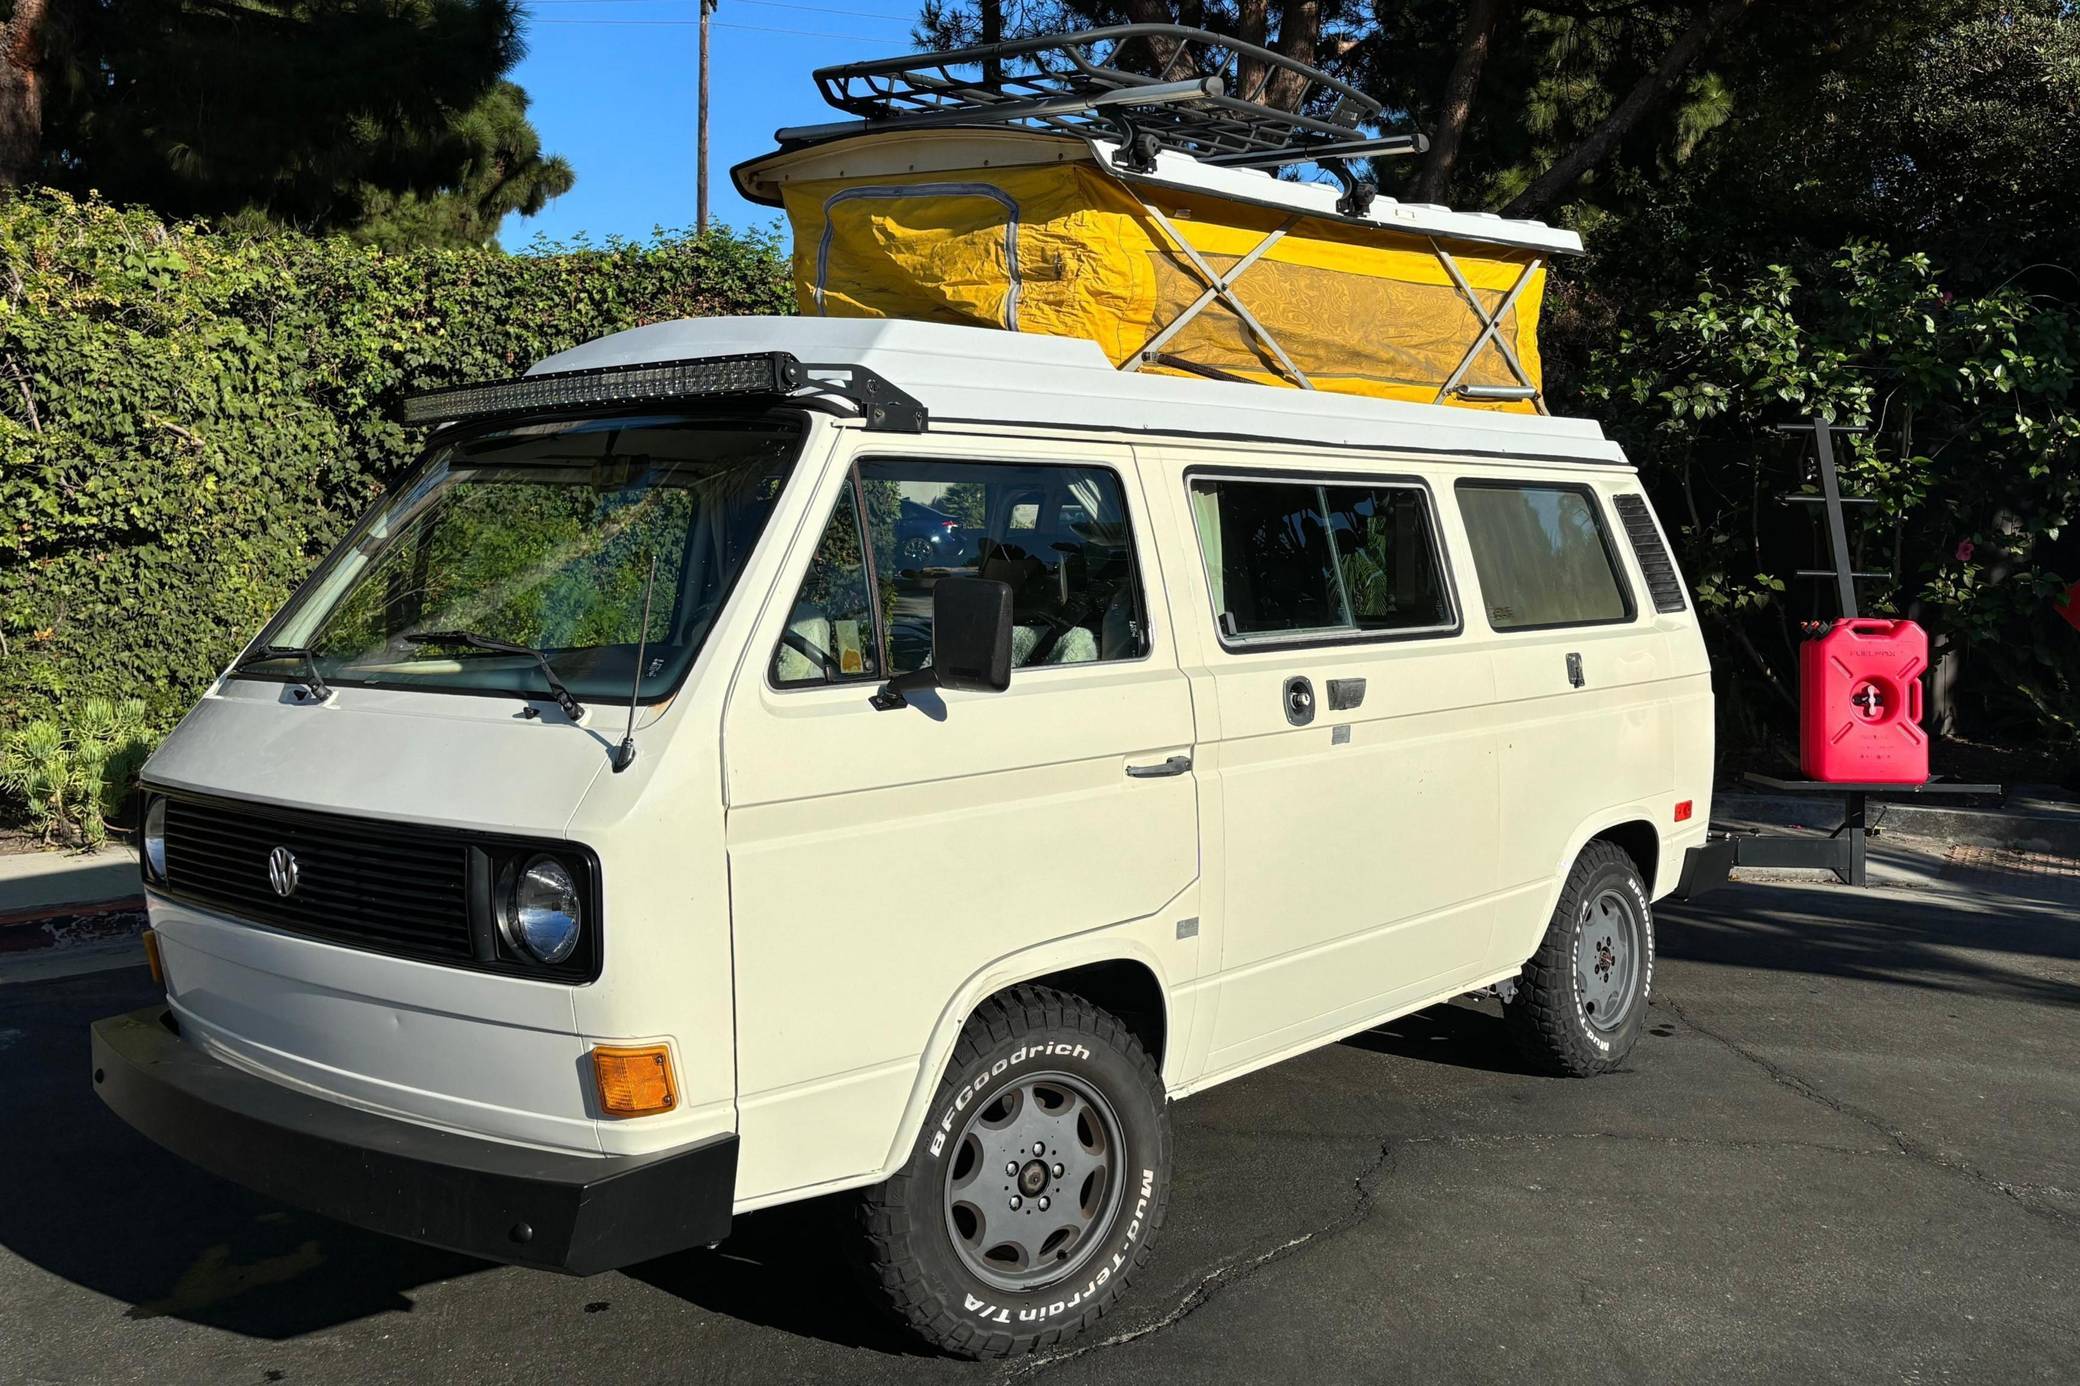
[501,0,927,250]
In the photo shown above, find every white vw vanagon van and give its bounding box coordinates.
[93,314,1727,1356]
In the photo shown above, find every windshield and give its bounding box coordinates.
[240,413,803,703]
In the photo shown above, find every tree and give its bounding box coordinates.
[911,1,1760,215]
[1499,0,1755,217]
[1410,0,1508,203]
[348,83,574,250]
[0,0,54,186]
[2,0,571,245]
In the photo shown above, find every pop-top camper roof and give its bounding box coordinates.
[735,26,1580,415]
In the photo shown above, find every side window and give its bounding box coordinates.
[1456,482,1633,631]
[771,459,1150,685]
[1321,484,1454,631]
[771,487,881,686]
[1188,475,1455,643]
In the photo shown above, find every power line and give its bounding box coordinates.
[534,16,910,39]
[526,0,914,16]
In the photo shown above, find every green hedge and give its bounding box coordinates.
[0,191,793,729]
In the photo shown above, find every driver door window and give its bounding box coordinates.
[771,486,880,685]
[770,458,1150,687]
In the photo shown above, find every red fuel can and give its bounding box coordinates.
[1799,619,1929,784]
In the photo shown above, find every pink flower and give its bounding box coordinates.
[1955,539,1975,562]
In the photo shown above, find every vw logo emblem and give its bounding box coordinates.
[267,846,300,898]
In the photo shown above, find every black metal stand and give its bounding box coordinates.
[1716,419,2001,887]
[1727,773,2003,886]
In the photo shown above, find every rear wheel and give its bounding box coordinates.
[853,985,1170,1358]
[1504,840,1655,1076]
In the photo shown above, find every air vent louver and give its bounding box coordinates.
[1613,493,1686,614]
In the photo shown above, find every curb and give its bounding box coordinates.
[0,901,148,956]
[1716,790,2080,857]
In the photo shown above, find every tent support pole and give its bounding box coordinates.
[1127,209,1314,390]
[1431,242,1545,412]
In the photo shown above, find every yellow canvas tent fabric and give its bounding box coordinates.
[781,161,1548,412]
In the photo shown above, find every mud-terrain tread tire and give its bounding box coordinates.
[1504,840,1654,1077]
[851,984,1171,1359]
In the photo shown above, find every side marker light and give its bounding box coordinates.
[593,1044,677,1118]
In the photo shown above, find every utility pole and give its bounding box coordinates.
[698,0,717,234]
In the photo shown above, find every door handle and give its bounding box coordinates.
[1126,754,1193,779]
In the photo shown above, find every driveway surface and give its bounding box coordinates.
[2,871,2075,1384]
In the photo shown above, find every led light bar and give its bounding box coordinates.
[402,351,928,432]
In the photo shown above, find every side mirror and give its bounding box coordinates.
[871,576,1014,711]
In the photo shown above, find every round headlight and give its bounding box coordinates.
[505,855,582,964]
[143,797,167,882]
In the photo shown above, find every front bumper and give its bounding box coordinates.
[90,1006,736,1275]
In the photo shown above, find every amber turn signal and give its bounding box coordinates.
[141,928,164,988]
[592,1044,677,1118]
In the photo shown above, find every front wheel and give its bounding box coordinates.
[1504,840,1655,1076]
[853,985,1171,1358]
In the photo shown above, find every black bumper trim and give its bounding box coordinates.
[90,1006,736,1275]
[1673,839,1734,900]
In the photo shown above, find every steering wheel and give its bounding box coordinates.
[780,629,842,681]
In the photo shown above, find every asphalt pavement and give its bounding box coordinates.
[2,862,2075,1385]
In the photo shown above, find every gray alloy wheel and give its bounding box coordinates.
[852,984,1172,1359]
[1502,839,1655,1077]
[941,1071,1125,1292]
[1575,886,1645,1032]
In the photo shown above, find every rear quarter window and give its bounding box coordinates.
[1455,481,1634,631]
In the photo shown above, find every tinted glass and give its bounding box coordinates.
[1189,480,1342,637]
[1321,484,1453,630]
[253,415,800,701]
[1457,483,1631,630]
[772,459,1149,684]
[1189,477,1452,640]
[772,488,881,686]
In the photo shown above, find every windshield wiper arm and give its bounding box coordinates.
[231,644,331,701]
[403,631,585,722]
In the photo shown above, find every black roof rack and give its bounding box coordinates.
[777,24,1421,174]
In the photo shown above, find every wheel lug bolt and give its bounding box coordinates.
[1033,1142,1045,1155]
[1053,1163,1064,1177]
[1010,1195,1022,1210]
[1006,1161,1018,1175]
[1038,1196,1050,1211]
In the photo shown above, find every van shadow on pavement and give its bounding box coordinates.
[1657,878,2080,1007]
[627,1198,922,1355]
[0,963,925,1352]
[1341,996,1547,1076]
[0,966,489,1339]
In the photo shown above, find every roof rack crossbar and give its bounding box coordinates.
[775,75,1221,147]
[1204,133,1428,169]
[798,23,1408,171]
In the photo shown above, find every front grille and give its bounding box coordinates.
[160,795,474,964]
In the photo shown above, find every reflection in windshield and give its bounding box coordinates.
[240,414,802,703]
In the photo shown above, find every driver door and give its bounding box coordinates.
[721,434,1203,1203]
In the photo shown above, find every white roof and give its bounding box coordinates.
[530,316,1627,467]
[734,128,1582,259]
[1089,138,1582,257]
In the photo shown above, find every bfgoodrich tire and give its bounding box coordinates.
[853,984,1171,1358]
[1504,840,1655,1076]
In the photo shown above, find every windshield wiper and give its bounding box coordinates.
[231,644,331,701]
[403,631,585,722]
